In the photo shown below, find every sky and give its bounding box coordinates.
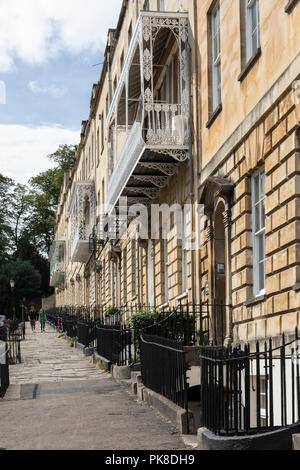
[0,0,123,184]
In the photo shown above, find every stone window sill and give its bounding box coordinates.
[206,103,222,129]
[285,0,299,13]
[158,302,169,309]
[244,294,266,307]
[176,291,188,301]
[293,283,300,292]
[238,47,262,83]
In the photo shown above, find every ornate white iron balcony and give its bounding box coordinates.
[49,240,66,287]
[106,11,191,214]
[69,181,95,263]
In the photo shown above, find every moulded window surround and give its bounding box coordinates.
[96,127,100,166]
[252,168,266,298]
[211,3,221,111]
[238,47,261,82]
[285,0,299,13]
[239,0,261,82]
[101,113,104,154]
[245,0,260,64]
[207,1,222,126]
[206,103,223,128]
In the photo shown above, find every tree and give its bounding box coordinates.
[0,174,15,260]
[0,259,42,317]
[10,183,33,256]
[28,144,76,254]
[0,144,76,306]
[30,144,76,210]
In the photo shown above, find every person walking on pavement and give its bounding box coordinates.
[39,309,46,333]
[28,306,37,333]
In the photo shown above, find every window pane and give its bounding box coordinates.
[254,174,260,203]
[260,202,265,230]
[211,4,221,111]
[251,2,257,31]
[259,260,265,291]
[252,28,258,53]
[260,172,265,196]
[255,205,260,232]
[258,233,265,262]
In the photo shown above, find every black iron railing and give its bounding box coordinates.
[95,323,138,366]
[140,332,189,414]
[96,324,122,365]
[7,334,22,365]
[77,320,96,348]
[46,301,229,346]
[0,349,9,398]
[64,317,78,339]
[200,328,300,436]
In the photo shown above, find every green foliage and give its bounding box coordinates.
[0,259,42,315]
[69,341,74,347]
[105,307,120,318]
[0,174,15,260]
[98,359,105,370]
[0,144,76,314]
[131,310,163,331]
[29,144,76,254]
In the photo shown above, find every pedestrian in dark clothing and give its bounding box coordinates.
[28,306,37,333]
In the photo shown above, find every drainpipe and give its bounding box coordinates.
[187,1,202,308]
[190,0,201,309]
[107,45,112,108]
[193,0,201,182]
[188,27,195,307]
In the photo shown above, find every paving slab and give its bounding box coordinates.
[0,324,191,450]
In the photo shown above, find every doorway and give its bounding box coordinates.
[213,201,226,345]
[147,241,154,307]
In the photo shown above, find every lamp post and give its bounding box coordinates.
[22,297,26,323]
[10,279,16,320]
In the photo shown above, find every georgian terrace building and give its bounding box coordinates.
[50,0,300,347]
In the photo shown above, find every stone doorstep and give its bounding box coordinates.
[199,425,300,450]
[142,387,196,436]
[110,368,196,435]
[111,365,131,380]
[93,351,111,372]
[293,434,300,450]
[74,342,95,357]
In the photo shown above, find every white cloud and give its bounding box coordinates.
[0,124,80,184]
[28,80,68,98]
[0,0,123,72]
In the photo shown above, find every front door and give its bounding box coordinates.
[213,202,226,345]
[147,241,154,307]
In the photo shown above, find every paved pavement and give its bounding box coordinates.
[0,323,194,450]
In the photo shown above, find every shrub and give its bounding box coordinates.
[131,310,163,332]
[105,307,119,318]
